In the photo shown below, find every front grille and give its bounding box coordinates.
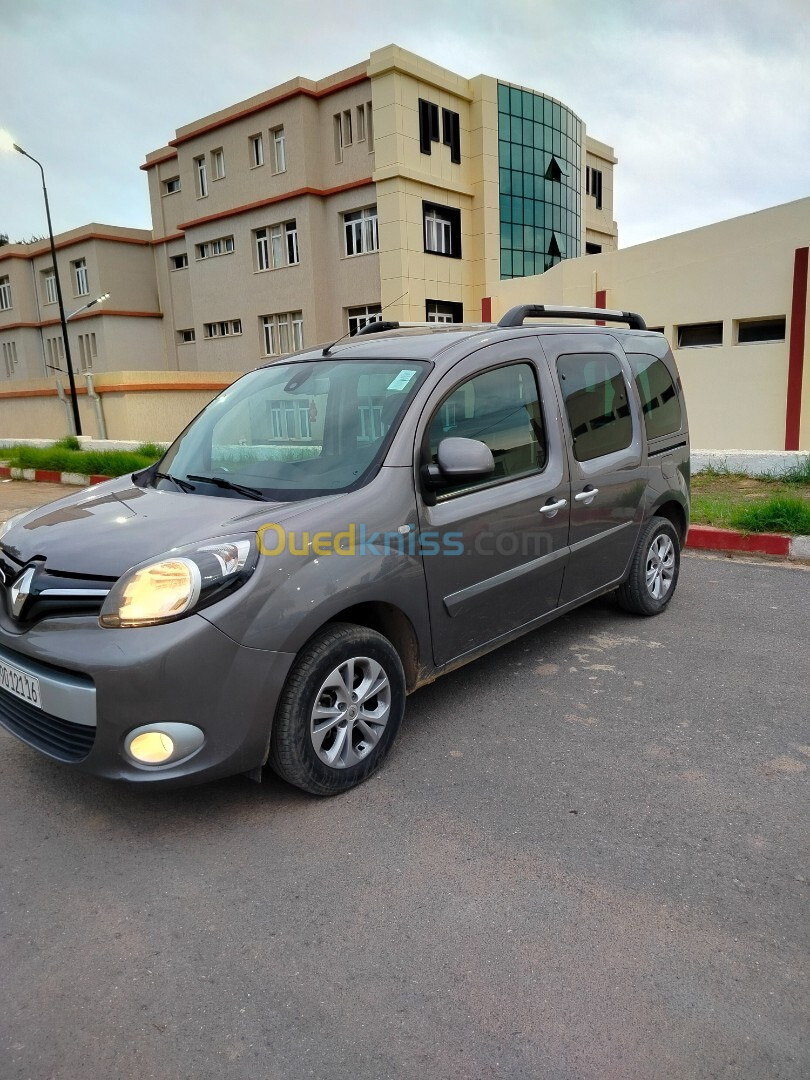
[0,688,95,762]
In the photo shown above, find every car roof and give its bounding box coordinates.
[283,321,666,373]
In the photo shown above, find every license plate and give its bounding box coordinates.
[0,657,41,709]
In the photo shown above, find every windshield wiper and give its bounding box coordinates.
[185,474,269,501]
[153,471,195,493]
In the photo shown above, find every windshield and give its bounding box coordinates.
[156,358,430,500]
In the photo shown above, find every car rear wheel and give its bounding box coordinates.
[269,622,405,795]
[617,516,680,616]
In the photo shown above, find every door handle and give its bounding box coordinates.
[539,498,567,516]
[574,486,599,504]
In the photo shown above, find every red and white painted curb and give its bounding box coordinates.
[2,467,808,560]
[686,525,810,560]
[0,466,109,487]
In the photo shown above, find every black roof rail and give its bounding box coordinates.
[497,304,647,331]
[355,320,401,336]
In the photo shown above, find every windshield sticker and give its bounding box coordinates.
[387,369,418,392]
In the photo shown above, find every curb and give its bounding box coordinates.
[0,466,108,487]
[686,524,809,560]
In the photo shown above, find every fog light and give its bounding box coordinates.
[129,731,174,764]
[124,722,205,767]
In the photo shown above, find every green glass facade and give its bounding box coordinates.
[497,83,582,279]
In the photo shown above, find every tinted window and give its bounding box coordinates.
[557,353,632,462]
[627,354,682,440]
[428,363,546,496]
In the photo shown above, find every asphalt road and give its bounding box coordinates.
[1,483,808,1079]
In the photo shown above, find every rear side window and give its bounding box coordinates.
[627,353,682,440]
[428,362,546,495]
[556,353,632,462]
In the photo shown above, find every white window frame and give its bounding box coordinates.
[195,155,208,198]
[2,340,18,377]
[356,104,366,143]
[196,236,234,260]
[272,127,286,173]
[343,206,379,257]
[177,328,196,344]
[285,221,299,266]
[0,276,12,311]
[170,253,188,270]
[347,305,382,335]
[261,311,304,356]
[74,258,89,297]
[163,176,181,195]
[425,209,453,255]
[77,331,97,373]
[44,270,58,305]
[250,134,264,168]
[203,319,242,339]
[255,228,269,272]
[211,148,225,180]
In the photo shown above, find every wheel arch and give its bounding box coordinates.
[651,499,688,546]
[323,602,424,693]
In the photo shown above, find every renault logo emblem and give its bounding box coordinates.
[10,566,36,619]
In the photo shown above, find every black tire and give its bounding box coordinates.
[617,516,681,616]
[269,622,405,796]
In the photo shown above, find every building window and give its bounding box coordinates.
[196,236,235,259]
[271,126,286,173]
[285,221,299,265]
[43,269,58,304]
[255,228,270,271]
[418,99,440,155]
[423,202,461,258]
[162,176,181,195]
[586,166,603,209]
[557,352,633,462]
[334,110,354,162]
[442,108,461,164]
[170,252,188,270]
[356,104,366,142]
[426,300,463,323]
[203,319,242,338]
[0,276,11,311]
[211,148,226,180]
[736,317,786,344]
[585,242,602,255]
[45,334,64,370]
[261,311,304,356]
[677,322,723,348]
[73,258,89,297]
[343,207,379,256]
[2,340,18,377]
[177,328,196,344]
[77,331,97,373]
[195,155,208,198]
[367,101,374,152]
[250,134,264,168]
[347,305,382,335]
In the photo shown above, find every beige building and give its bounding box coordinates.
[487,198,810,451]
[0,225,162,382]
[141,44,617,371]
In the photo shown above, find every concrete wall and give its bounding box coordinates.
[487,198,810,451]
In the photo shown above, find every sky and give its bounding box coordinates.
[1,0,808,249]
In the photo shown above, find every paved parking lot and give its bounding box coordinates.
[1,482,808,1079]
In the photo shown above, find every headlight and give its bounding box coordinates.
[99,537,256,628]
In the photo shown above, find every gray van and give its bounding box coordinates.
[0,306,689,794]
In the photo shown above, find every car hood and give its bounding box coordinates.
[2,476,333,578]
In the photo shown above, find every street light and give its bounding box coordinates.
[44,294,111,372]
[6,139,83,434]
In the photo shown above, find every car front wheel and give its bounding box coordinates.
[269,622,405,795]
[617,515,681,616]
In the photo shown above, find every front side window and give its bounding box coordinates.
[73,258,89,297]
[0,276,12,311]
[344,207,379,256]
[627,354,682,440]
[158,359,429,500]
[557,352,632,462]
[427,363,546,497]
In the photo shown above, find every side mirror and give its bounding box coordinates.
[422,437,495,489]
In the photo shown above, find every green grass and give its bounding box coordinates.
[728,496,810,535]
[4,443,162,477]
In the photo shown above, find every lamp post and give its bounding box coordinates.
[11,143,82,435]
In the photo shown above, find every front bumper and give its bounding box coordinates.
[0,611,294,786]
